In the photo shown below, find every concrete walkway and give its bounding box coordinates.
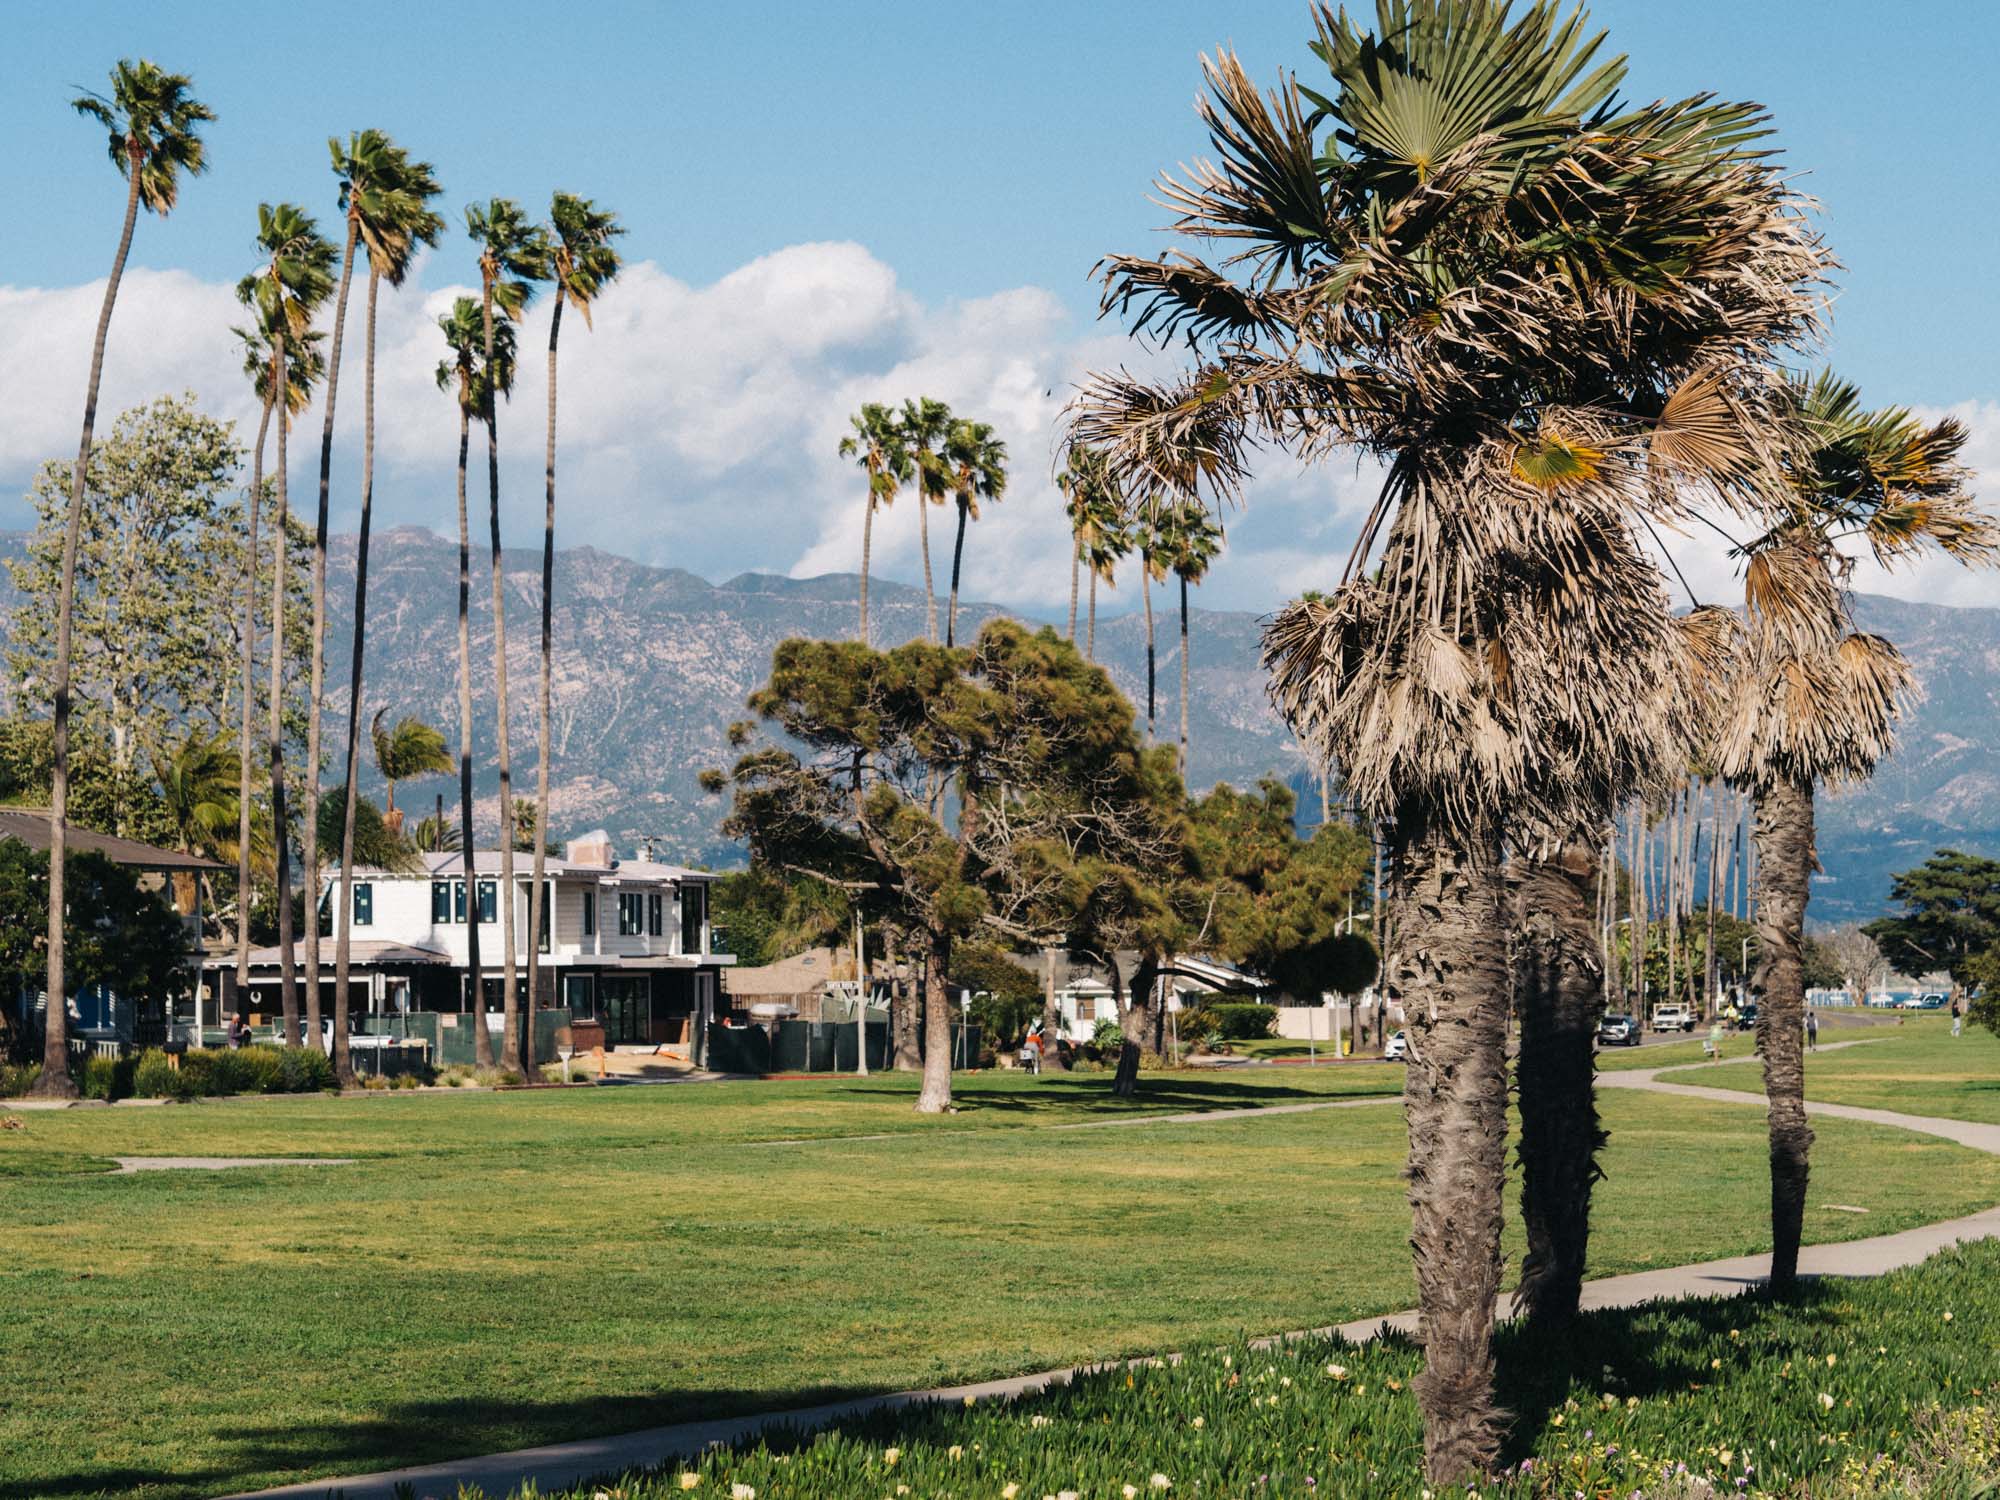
[233,1049,2000,1500]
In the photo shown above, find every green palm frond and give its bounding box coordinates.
[73,59,214,215]
[435,297,516,416]
[331,131,446,287]
[548,192,625,329]
[466,197,551,320]
[1511,430,1604,490]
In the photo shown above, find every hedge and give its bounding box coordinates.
[1208,1002,1279,1040]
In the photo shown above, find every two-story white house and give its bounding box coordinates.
[215,830,734,1049]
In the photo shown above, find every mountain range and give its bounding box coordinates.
[7,524,1996,922]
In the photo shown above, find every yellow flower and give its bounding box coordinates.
[1729,1329,1740,1340]
[1827,1354,1837,1367]
[1124,1488,1140,1500]
[1059,1492,1080,1500]
[1191,1416,1205,1430]
[1004,1485,1021,1499]
[1720,1451,1732,1467]
[949,1446,965,1461]
[1386,1378,1403,1393]
[1945,1311,1955,1322]
[1550,1414,1564,1428]
[897,1488,910,1497]
[678,1477,701,1492]
[1326,1364,1348,1380]
[1711,1358,1722,1370]
[884,1449,901,1467]
[1150,1475,1172,1490]
[1030,1414,1052,1429]
[1280,1376,1292,1388]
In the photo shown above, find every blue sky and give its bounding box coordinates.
[3,1,1997,612]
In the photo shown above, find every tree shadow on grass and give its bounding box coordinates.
[811,1075,1400,1117]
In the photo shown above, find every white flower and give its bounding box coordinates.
[1280,1376,1292,1388]
[678,1478,701,1492]
[1819,1392,1836,1410]
[1150,1475,1172,1491]
[1004,1485,1021,1499]
[731,1486,756,1500]
[1030,1414,1052,1429]
[1326,1364,1348,1380]
[948,1446,965,1461]
[1059,1492,1080,1500]
[1944,1311,1954,1322]
[1191,1416,1205,1430]
[1826,1354,1837,1367]
[897,1488,910,1497]
[884,1449,901,1467]
[1124,1488,1140,1500]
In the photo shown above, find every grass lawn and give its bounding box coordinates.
[3,1067,1996,1498]
[1687,1016,2000,1121]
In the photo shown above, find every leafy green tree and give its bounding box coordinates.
[529,192,624,1053]
[38,59,212,1096]
[942,420,1007,648]
[1966,944,2000,1032]
[1717,376,1990,1292]
[1864,850,2000,992]
[327,136,445,1083]
[436,296,516,1070]
[953,941,1042,1047]
[466,197,551,1076]
[1076,3,1828,1473]
[838,404,910,647]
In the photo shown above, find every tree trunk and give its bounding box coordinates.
[1087,571,1097,661]
[38,163,144,1097]
[235,394,273,1002]
[914,926,953,1113]
[527,296,567,1083]
[1752,774,1815,1293]
[917,490,937,643]
[859,495,873,646]
[1112,954,1161,1098]
[331,263,381,1087]
[1178,575,1192,781]
[1040,947,1069,1071]
[887,929,920,1071]
[1141,568,1156,741]
[1512,838,1608,1327]
[1067,550,1078,642]
[946,496,968,648]
[454,404,493,1070]
[482,287,522,1073]
[1396,813,1509,1484]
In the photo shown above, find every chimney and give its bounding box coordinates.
[565,829,616,868]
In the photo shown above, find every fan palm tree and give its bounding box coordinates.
[411,812,462,854]
[228,318,323,1007]
[528,193,623,1052]
[1716,373,1991,1293]
[898,397,953,642]
[1131,509,1168,740]
[1056,444,1113,645]
[466,197,551,1076]
[371,711,451,834]
[240,203,337,1050]
[37,60,212,1097]
[942,420,1007,647]
[437,297,515,1070]
[1160,500,1221,777]
[152,728,242,927]
[326,133,444,1080]
[1074,3,1825,1477]
[1078,487,1130,663]
[838,404,909,645]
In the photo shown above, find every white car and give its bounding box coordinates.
[1383,1030,1408,1061]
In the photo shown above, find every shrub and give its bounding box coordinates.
[1090,1017,1124,1049]
[1174,1006,1219,1049]
[0,1062,41,1098]
[130,1044,334,1100]
[1209,1002,1279,1040]
[79,1052,136,1102]
[274,1047,334,1093]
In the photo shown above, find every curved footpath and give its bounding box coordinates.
[234,1042,2000,1500]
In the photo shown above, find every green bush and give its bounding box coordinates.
[1174,1006,1219,1049]
[0,1062,40,1097]
[1091,1016,1124,1048]
[79,1052,136,1101]
[130,1045,334,1100]
[1209,1002,1279,1040]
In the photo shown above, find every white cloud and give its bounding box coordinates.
[3,253,1994,621]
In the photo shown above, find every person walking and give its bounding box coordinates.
[1952,998,1963,1039]
[1806,1007,1819,1053]
[1705,1018,1725,1063]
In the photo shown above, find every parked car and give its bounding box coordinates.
[1383,1029,1408,1061]
[1649,1002,1694,1033]
[1734,1004,1758,1031]
[1900,993,1948,1010]
[1598,1013,1641,1047]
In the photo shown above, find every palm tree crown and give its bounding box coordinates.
[233,321,326,421]
[547,192,625,326]
[466,197,552,319]
[236,202,337,345]
[72,59,214,214]
[943,419,1007,646]
[371,710,452,819]
[331,130,446,286]
[435,298,518,415]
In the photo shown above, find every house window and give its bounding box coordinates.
[680,883,706,953]
[648,893,663,937]
[431,881,452,924]
[582,889,596,937]
[454,881,468,923]
[1076,998,1096,1023]
[618,891,644,936]
[476,880,497,924]
[352,882,374,927]
[538,881,552,954]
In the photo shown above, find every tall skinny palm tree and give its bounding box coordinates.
[529,192,623,1060]
[466,197,549,1075]
[1079,487,1130,663]
[38,60,212,1097]
[437,298,514,1069]
[1056,444,1112,645]
[329,137,444,1084]
[228,317,323,1012]
[942,420,1007,647]
[1133,508,1167,740]
[898,397,953,642]
[1717,373,1991,1293]
[839,404,908,645]
[240,204,337,1050]
[1161,500,1221,780]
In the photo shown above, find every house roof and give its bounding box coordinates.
[0,807,222,871]
[344,851,716,882]
[724,946,856,996]
[223,940,456,969]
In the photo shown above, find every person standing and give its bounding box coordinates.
[1706,1018,1725,1063]
[1806,1007,1819,1053]
[1952,998,1963,1039]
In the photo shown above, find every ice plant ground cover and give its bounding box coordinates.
[3,1070,1997,1496]
[513,1241,2000,1500]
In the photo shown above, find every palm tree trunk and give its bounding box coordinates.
[859,496,873,646]
[1067,549,1079,642]
[946,496,969,648]
[38,162,144,1097]
[1086,571,1097,661]
[889,928,920,1071]
[917,492,937,643]
[266,323,301,1050]
[1397,812,1509,1484]
[235,394,274,1006]
[1142,568,1156,741]
[913,925,953,1113]
[1753,774,1815,1293]
[1512,838,1607,1326]
[1178,575,1192,780]
[331,265,382,1087]
[529,296,569,1080]
[482,288,522,1074]
[1705,785,1722,1015]
[455,404,492,1070]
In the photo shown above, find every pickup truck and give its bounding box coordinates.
[1649,1003,1694,1033]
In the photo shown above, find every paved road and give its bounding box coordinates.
[233,1042,1995,1500]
